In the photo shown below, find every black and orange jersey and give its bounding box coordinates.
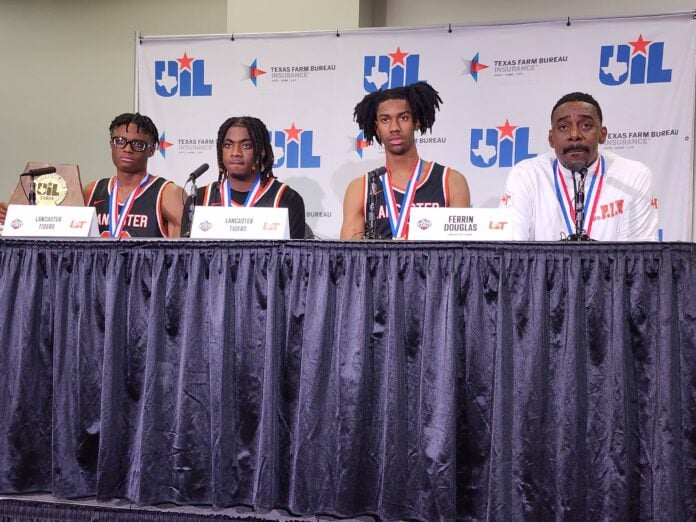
[196,178,306,239]
[362,162,450,239]
[87,175,172,238]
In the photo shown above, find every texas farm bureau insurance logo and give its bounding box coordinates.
[245,57,336,86]
[158,132,173,158]
[269,123,321,168]
[463,52,489,82]
[355,131,369,158]
[463,51,567,81]
[156,131,214,158]
[604,126,680,150]
[599,34,672,86]
[154,52,212,97]
[363,46,421,93]
[470,119,537,168]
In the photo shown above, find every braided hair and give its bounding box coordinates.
[353,82,442,145]
[109,113,159,148]
[216,116,275,183]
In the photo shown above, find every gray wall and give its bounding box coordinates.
[0,0,226,199]
[227,0,362,33]
[383,0,694,26]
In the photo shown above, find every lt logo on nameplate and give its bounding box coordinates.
[3,205,99,237]
[408,208,514,240]
[190,206,290,239]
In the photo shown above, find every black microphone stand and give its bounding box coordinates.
[363,168,383,239]
[180,163,209,237]
[180,179,197,238]
[20,167,57,206]
[28,178,37,206]
[565,167,592,241]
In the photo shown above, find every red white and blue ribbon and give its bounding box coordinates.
[220,174,263,207]
[553,156,605,237]
[381,158,423,239]
[108,173,151,238]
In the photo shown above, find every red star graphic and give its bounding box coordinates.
[471,61,489,74]
[251,66,266,79]
[628,34,651,55]
[284,123,302,142]
[176,52,195,71]
[159,138,173,151]
[389,46,409,67]
[497,119,518,140]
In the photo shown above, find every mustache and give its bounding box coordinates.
[563,145,590,154]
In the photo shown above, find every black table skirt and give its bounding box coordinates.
[0,239,694,521]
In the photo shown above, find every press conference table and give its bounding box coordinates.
[0,238,694,521]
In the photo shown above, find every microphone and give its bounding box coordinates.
[21,166,57,177]
[364,166,386,239]
[187,163,209,182]
[566,167,591,241]
[21,166,58,205]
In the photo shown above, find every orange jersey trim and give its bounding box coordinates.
[273,182,288,207]
[156,180,172,237]
[442,167,451,207]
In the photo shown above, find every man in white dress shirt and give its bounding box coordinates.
[500,92,658,241]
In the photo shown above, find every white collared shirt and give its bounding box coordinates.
[500,151,658,241]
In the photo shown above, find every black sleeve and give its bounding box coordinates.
[194,186,205,206]
[279,186,306,239]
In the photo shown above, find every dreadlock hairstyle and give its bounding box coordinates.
[551,92,603,123]
[216,116,275,183]
[109,113,159,148]
[353,82,443,145]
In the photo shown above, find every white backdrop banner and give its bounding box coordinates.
[136,13,696,240]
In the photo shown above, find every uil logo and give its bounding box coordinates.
[599,34,672,86]
[155,52,213,97]
[35,173,68,205]
[363,46,421,93]
[470,119,537,168]
[270,123,321,169]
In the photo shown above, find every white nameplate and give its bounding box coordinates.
[190,206,290,239]
[3,204,98,237]
[408,207,514,241]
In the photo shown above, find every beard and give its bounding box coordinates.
[561,145,591,172]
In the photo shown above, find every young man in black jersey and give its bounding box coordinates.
[0,113,184,238]
[340,82,470,240]
[85,113,184,237]
[195,116,307,239]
